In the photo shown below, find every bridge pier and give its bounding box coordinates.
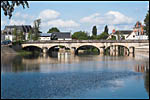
[115,45,119,56]
[110,46,113,56]
[59,48,65,53]
[43,48,48,53]
[129,47,135,56]
[70,47,76,55]
[110,45,116,56]
[100,47,105,55]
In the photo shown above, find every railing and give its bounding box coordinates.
[23,40,149,44]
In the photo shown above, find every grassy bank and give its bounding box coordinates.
[17,50,33,56]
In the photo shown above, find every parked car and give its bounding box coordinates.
[1,40,12,45]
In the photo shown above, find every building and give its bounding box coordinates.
[126,21,148,40]
[107,29,132,40]
[107,21,148,40]
[39,33,52,41]
[51,32,72,40]
[2,25,32,41]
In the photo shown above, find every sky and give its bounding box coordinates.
[1,1,149,35]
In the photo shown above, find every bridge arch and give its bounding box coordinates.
[48,45,71,50]
[105,45,130,56]
[22,45,43,52]
[75,45,100,55]
[47,45,71,52]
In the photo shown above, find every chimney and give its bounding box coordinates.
[112,29,115,34]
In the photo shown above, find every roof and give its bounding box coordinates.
[4,25,32,32]
[52,32,71,38]
[113,30,132,35]
[40,33,52,37]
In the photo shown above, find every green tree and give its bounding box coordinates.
[97,32,109,40]
[108,35,116,40]
[92,26,97,36]
[28,29,33,40]
[104,25,109,34]
[144,10,149,39]
[90,35,97,40]
[12,27,17,41]
[1,1,29,19]
[19,31,24,41]
[72,31,88,40]
[47,27,60,33]
[33,19,41,40]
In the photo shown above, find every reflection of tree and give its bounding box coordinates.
[144,70,149,96]
[1,55,40,72]
[12,56,24,72]
[12,55,40,72]
[135,60,149,96]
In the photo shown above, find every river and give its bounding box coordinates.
[1,52,149,99]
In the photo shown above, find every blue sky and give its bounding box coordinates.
[1,1,149,35]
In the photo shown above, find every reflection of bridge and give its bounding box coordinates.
[21,40,149,55]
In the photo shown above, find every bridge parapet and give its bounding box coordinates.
[23,40,149,44]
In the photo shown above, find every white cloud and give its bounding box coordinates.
[9,19,26,25]
[106,11,133,24]
[80,13,102,24]
[41,19,79,28]
[38,9,80,30]
[80,11,134,25]
[14,12,34,19]
[107,24,133,33]
[80,11,135,33]
[38,9,60,21]
[1,19,7,29]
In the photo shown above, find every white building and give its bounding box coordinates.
[126,31,148,40]
[2,25,32,41]
[107,29,132,40]
[52,32,72,40]
[126,21,148,40]
[39,33,51,41]
[107,21,148,40]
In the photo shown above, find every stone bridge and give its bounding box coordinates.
[21,40,149,55]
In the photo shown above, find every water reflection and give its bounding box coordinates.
[1,54,40,72]
[1,52,149,98]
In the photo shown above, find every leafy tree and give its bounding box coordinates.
[12,27,17,41]
[92,26,97,36]
[19,31,24,41]
[47,27,60,33]
[104,25,109,34]
[89,35,97,40]
[108,35,116,40]
[33,19,41,31]
[1,1,29,19]
[144,10,149,39]
[33,19,41,40]
[97,32,109,40]
[72,31,88,40]
[28,29,33,40]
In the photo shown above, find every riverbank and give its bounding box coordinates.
[1,45,33,56]
[1,45,18,55]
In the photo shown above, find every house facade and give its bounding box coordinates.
[107,21,148,40]
[126,21,148,40]
[51,32,72,40]
[107,29,132,40]
[39,33,52,41]
[2,25,32,41]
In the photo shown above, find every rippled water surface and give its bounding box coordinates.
[1,53,149,99]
